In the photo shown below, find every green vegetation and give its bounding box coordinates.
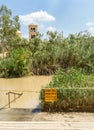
[1,5,94,77]
[0,5,94,111]
[0,5,20,56]
[40,69,94,112]
[41,87,94,112]
[0,47,30,77]
[48,68,94,88]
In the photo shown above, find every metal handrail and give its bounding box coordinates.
[6,91,23,108]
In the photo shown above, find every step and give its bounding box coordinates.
[0,121,94,130]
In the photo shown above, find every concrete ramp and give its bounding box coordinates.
[11,92,41,109]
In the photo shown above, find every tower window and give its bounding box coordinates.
[30,28,35,32]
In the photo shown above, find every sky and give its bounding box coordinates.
[0,0,94,38]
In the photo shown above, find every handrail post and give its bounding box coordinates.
[8,92,10,108]
[14,93,16,102]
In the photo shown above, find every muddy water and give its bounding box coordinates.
[0,76,52,108]
[0,76,52,91]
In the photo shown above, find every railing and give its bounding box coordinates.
[6,91,23,108]
[0,90,39,110]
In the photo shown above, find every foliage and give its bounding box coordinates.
[0,47,30,77]
[41,87,94,112]
[48,68,94,89]
[48,68,85,88]
[1,5,94,77]
[27,30,94,75]
[40,68,94,112]
[0,5,21,59]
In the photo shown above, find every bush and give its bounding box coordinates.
[48,68,85,88]
[0,47,30,77]
[41,88,94,112]
[40,68,94,112]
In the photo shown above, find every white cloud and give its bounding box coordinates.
[38,24,45,29]
[88,27,94,35]
[19,10,55,25]
[85,22,94,35]
[86,22,94,26]
[46,26,56,32]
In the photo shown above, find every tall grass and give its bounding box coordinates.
[40,68,94,112]
[48,68,94,88]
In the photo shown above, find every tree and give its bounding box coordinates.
[0,5,20,59]
[0,47,30,77]
[47,31,63,45]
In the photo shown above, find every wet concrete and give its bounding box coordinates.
[0,108,94,122]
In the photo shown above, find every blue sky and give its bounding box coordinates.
[0,0,94,38]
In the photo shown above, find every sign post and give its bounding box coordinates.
[44,88,58,102]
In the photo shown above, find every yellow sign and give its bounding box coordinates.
[44,88,57,102]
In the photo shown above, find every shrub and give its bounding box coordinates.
[40,68,94,112]
[0,47,30,77]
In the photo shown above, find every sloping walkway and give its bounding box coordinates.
[11,92,41,109]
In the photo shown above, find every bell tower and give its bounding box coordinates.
[28,24,37,39]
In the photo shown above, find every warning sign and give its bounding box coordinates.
[44,88,58,102]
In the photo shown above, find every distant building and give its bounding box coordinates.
[28,24,37,39]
